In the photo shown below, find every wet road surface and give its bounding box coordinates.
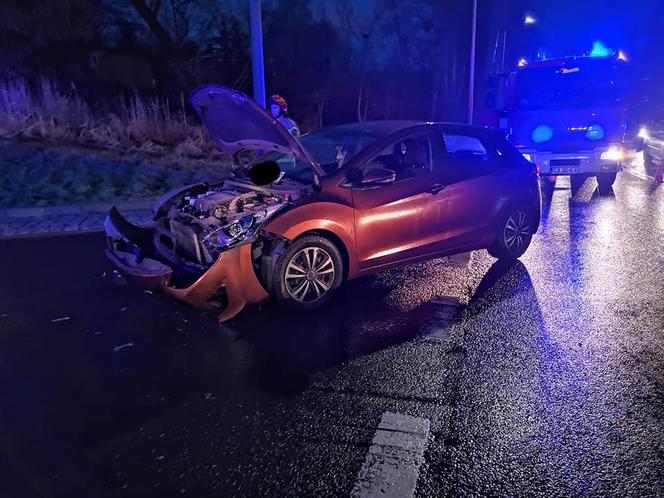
[0,171,663,497]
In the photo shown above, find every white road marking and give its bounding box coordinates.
[351,412,430,498]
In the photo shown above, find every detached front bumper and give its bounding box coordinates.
[104,207,269,322]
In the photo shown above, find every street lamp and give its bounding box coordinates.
[468,0,478,124]
[524,15,536,25]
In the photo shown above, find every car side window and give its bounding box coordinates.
[367,134,433,182]
[434,132,494,183]
[443,134,489,161]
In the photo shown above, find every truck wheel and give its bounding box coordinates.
[273,235,344,310]
[570,175,585,193]
[488,206,535,261]
[596,172,617,195]
[540,176,556,195]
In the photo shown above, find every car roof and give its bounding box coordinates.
[306,120,426,136]
[308,120,500,137]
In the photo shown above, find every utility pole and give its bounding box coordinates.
[501,30,507,72]
[249,0,266,108]
[468,0,478,124]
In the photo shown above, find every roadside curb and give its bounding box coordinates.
[0,227,111,240]
[0,197,158,219]
[0,204,155,240]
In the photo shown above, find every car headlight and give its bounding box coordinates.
[522,153,532,162]
[600,146,624,162]
[638,127,649,140]
[225,214,255,238]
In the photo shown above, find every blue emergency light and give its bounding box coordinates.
[532,125,553,143]
[585,124,606,141]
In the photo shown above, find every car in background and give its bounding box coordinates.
[104,85,541,322]
[641,116,664,172]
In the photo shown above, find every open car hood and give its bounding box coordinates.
[190,85,325,176]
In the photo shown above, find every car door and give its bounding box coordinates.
[425,131,505,253]
[351,133,441,271]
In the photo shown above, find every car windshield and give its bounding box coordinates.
[249,127,390,185]
[515,61,626,110]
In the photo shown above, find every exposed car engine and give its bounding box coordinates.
[154,179,302,267]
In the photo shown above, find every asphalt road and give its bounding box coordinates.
[0,172,662,497]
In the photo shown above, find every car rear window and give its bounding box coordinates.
[493,136,531,167]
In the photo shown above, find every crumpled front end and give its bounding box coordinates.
[104,207,269,322]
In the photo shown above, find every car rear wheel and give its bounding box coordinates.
[273,235,344,310]
[596,172,617,195]
[488,207,534,261]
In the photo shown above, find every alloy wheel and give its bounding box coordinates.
[503,211,531,253]
[284,247,336,303]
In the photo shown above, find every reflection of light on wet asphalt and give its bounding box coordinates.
[623,150,651,181]
[524,175,611,344]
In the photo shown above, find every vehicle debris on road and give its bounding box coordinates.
[112,342,134,353]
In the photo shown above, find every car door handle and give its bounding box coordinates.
[430,183,446,195]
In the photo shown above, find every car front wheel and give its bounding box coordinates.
[273,235,344,310]
[488,208,534,261]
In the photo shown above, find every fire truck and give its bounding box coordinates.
[486,53,630,194]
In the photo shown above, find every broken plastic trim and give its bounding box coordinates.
[164,243,269,322]
[105,208,270,322]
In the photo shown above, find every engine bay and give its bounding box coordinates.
[155,179,302,266]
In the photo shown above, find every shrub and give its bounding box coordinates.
[0,77,216,159]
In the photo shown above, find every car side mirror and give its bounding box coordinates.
[358,167,396,186]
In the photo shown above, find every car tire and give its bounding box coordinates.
[272,235,344,310]
[570,175,585,193]
[596,172,617,195]
[488,206,535,261]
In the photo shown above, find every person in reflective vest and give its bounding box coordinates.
[270,94,300,137]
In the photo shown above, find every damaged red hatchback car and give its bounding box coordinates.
[105,85,541,322]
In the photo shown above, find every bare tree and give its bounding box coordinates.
[336,0,385,121]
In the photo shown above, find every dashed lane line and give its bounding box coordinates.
[351,412,431,498]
